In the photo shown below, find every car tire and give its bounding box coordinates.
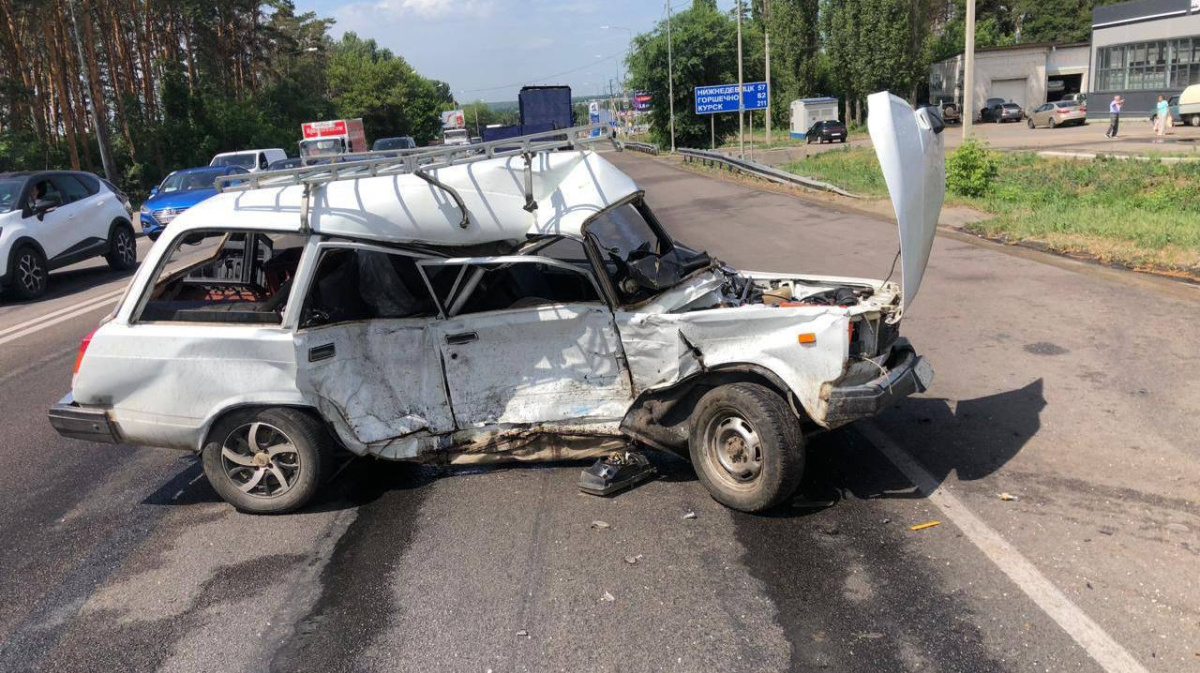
[202,407,333,515]
[1190,115,1200,128]
[105,222,138,271]
[8,245,48,300]
[147,232,160,242]
[1048,118,1056,129]
[688,383,804,513]
[1027,119,1035,129]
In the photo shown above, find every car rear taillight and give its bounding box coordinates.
[73,328,97,381]
[1080,106,1087,112]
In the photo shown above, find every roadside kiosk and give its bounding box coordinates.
[790,97,840,139]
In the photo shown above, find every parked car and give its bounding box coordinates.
[210,149,288,173]
[982,101,1023,123]
[0,171,136,300]
[1027,101,1087,129]
[49,93,943,515]
[805,119,848,143]
[1178,84,1200,127]
[978,97,1005,122]
[939,100,961,124]
[268,157,305,171]
[1061,93,1087,104]
[372,136,417,152]
[139,166,249,241]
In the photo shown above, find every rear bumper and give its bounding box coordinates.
[48,393,121,443]
[824,341,933,428]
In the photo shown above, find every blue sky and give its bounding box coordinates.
[295,0,739,102]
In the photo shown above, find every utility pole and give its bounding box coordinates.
[666,0,676,152]
[736,0,745,158]
[764,0,772,146]
[67,0,115,180]
[963,0,976,139]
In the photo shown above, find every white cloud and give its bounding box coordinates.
[374,0,496,19]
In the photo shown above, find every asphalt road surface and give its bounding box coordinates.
[0,154,1197,673]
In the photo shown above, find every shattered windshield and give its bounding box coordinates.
[587,201,710,304]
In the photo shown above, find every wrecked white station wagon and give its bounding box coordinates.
[50,92,944,514]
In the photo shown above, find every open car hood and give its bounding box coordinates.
[867,91,945,310]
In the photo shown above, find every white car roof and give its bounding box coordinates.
[173,150,639,247]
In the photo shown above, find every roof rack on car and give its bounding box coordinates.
[213,123,620,195]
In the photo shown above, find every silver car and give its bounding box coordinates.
[1028,101,1087,129]
[49,96,944,515]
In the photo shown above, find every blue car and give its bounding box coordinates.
[139,166,248,241]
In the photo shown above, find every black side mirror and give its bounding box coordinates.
[33,195,61,217]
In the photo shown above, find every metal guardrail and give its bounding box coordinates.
[621,140,660,155]
[676,147,859,198]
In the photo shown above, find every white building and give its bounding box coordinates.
[929,43,1091,118]
[789,97,839,138]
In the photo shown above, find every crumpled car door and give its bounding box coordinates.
[867,91,946,310]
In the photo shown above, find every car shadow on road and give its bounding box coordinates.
[776,378,1047,518]
[3,263,141,305]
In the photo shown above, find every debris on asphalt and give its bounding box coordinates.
[624,554,643,565]
[910,521,942,532]
[599,592,615,603]
[516,629,530,638]
[682,509,697,520]
[882,518,891,524]
[1165,522,1189,533]
[579,451,657,496]
[819,524,840,536]
[999,492,1019,501]
[590,520,611,530]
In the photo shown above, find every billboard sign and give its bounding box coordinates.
[301,120,348,139]
[441,110,466,130]
[694,82,770,115]
[633,91,653,111]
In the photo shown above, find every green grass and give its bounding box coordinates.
[783,148,1200,275]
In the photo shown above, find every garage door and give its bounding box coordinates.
[991,78,1027,108]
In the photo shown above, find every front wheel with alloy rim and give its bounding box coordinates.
[202,408,333,514]
[9,246,48,300]
[105,224,137,271]
[688,383,805,512]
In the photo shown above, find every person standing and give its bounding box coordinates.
[1155,95,1170,136]
[1106,95,1123,138]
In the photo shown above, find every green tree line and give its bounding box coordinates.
[0,0,453,195]
[629,0,1121,149]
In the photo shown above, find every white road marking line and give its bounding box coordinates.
[0,295,119,348]
[0,288,125,339]
[858,421,1149,673]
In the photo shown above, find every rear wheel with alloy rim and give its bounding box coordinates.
[202,408,332,514]
[105,224,137,271]
[688,383,804,512]
[1048,118,1057,129]
[9,246,48,300]
[1027,118,1035,129]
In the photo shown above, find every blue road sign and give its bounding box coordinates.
[694,82,770,115]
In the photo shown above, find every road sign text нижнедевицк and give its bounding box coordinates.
[694,82,769,115]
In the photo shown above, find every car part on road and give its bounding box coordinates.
[201,408,333,514]
[688,383,805,512]
[578,451,658,496]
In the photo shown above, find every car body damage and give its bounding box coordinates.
[53,105,944,513]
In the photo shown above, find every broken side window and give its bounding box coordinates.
[425,254,602,317]
[138,231,304,324]
[300,247,437,328]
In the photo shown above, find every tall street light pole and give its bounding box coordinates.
[67,0,115,180]
[666,0,676,152]
[736,0,745,159]
[602,25,634,135]
[963,0,976,140]
[763,0,772,146]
